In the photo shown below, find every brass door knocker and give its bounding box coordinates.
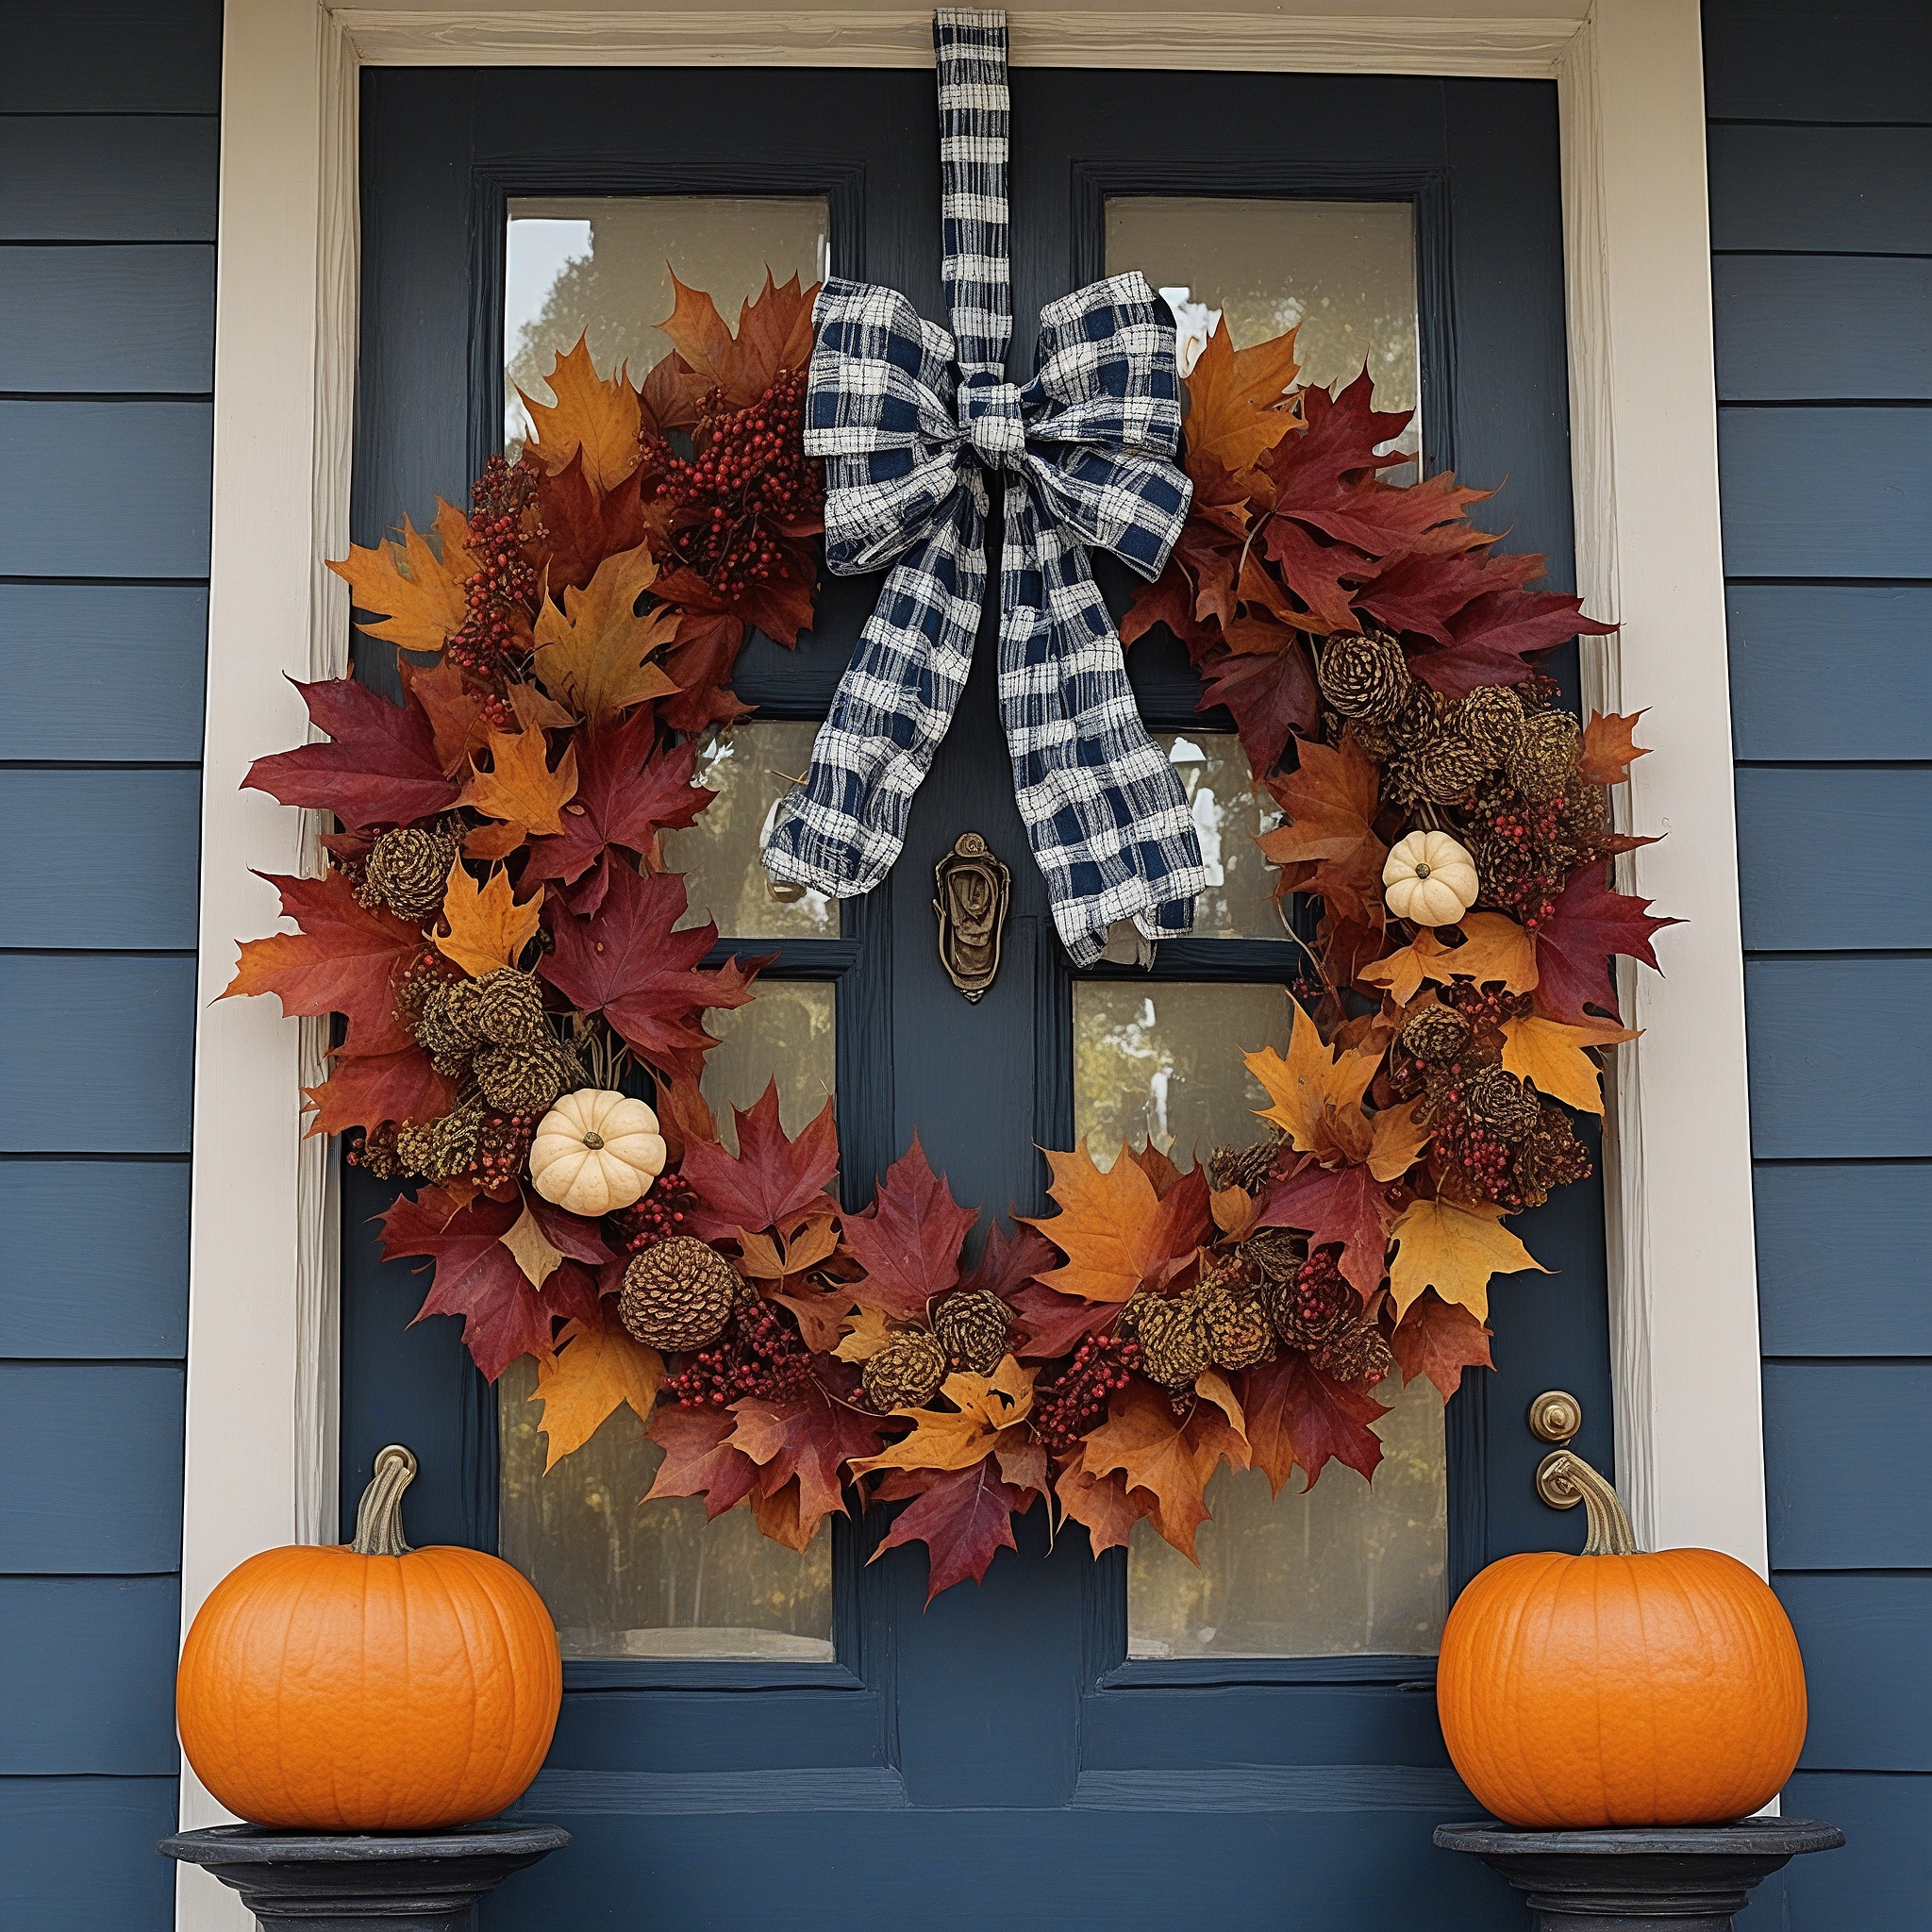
[934,832,1010,1002]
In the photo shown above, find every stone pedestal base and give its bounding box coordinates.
[1435,1820,1843,1931]
[159,1822,571,1931]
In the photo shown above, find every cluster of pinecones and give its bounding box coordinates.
[1392,991,1592,1211]
[859,1290,1013,1412]
[1120,1229,1392,1394]
[1315,633,1609,929]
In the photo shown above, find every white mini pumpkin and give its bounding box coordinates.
[529,1089,667,1217]
[1383,830,1481,927]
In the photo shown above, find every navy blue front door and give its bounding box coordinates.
[341,62,1611,1928]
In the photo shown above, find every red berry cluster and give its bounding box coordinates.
[1433,1108,1514,1205]
[663,1300,815,1407]
[653,369,822,601]
[447,455,540,679]
[1291,1247,1354,1332]
[468,1109,540,1188]
[1033,1333,1144,1456]
[608,1173,698,1254]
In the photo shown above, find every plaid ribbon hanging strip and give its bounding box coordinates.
[758,9,1208,967]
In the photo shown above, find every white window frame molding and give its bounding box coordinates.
[183,0,1759,1908]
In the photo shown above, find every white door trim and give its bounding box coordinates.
[183,0,1759,1904]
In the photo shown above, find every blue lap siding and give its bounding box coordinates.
[1706,1,1932,1920]
[0,2,220,1924]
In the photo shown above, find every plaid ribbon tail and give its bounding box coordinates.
[761,9,1207,963]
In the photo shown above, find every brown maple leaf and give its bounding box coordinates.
[302,1043,456,1139]
[1241,1350,1389,1491]
[728,1387,883,1544]
[1022,1144,1208,1304]
[458,725,578,847]
[1081,1379,1246,1561]
[1050,1440,1148,1553]
[1577,709,1651,786]
[1243,999,1382,1169]
[643,1404,761,1519]
[434,862,541,977]
[841,1134,979,1323]
[1359,911,1540,1005]
[1181,322,1302,477]
[1254,1158,1393,1301]
[679,1080,840,1241]
[1387,1197,1545,1322]
[533,449,649,591]
[398,658,491,778]
[1389,1291,1494,1400]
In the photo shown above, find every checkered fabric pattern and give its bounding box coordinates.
[760,9,1207,966]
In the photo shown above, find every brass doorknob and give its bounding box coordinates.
[1527,1389,1582,1445]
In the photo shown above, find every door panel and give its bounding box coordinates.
[343,60,1607,1930]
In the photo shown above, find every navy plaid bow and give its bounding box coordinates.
[759,9,1207,967]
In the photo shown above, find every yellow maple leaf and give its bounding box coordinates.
[1367,1097,1432,1183]
[499,1201,565,1289]
[458,726,579,841]
[1500,1014,1638,1114]
[1245,1000,1380,1162]
[1361,911,1540,1002]
[1183,323,1303,477]
[834,1305,897,1364]
[1019,1141,1162,1303]
[326,513,468,657]
[432,497,480,581]
[531,542,680,726]
[531,1319,663,1471]
[850,1357,1035,1474]
[1387,1198,1546,1322]
[519,335,643,494]
[434,861,541,976]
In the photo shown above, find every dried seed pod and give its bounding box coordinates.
[1506,709,1583,801]
[1454,683,1527,771]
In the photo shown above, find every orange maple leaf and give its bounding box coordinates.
[434,861,541,976]
[1360,910,1540,1003]
[1021,1142,1160,1301]
[1182,322,1303,478]
[326,511,470,658]
[531,1317,664,1471]
[852,1357,1035,1474]
[1387,1197,1545,1322]
[1578,709,1650,786]
[1258,732,1382,867]
[519,335,643,494]
[1500,1013,1638,1114]
[1080,1380,1247,1561]
[1244,999,1381,1166]
[1367,1096,1433,1183]
[531,541,680,726]
[458,725,579,846]
[659,272,820,408]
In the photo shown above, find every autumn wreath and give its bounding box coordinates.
[229,275,1674,1596]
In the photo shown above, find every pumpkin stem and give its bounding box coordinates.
[1543,1448,1641,1556]
[350,1443,418,1557]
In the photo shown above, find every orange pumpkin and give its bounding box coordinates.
[1437,1451,1807,1828]
[177,1444,561,1830]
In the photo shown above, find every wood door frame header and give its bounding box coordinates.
[184,0,1757,1894]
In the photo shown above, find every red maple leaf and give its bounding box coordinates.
[657,611,754,736]
[871,1460,1034,1602]
[1009,1281,1117,1358]
[304,1043,456,1138]
[380,1186,592,1380]
[522,716,712,915]
[961,1219,1058,1301]
[1354,547,1533,646]
[243,676,460,831]
[1410,587,1617,699]
[728,1389,883,1543]
[1194,638,1320,776]
[841,1135,980,1321]
[538,862,761,1082]
[1255,1158,1392,1300]
[1242,1350,1390,1491]
[533,450,647,592]
[225,868,425,1055]
[1389,1290,1494,1399]
[1532,863,1680,1024]
[523,1190,615,1265]
[644,1405,761,1519]
[1258,517,1371,635]
[679,1080,841,1240]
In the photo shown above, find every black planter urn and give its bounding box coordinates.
[159,1822,571,1932]
[1435,1820,1844,1930]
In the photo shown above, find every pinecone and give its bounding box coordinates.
[1264,1247,1355,1350]
[1394,733,1491,805]
[1454,684,1526,771]
[619,1237,745,1353]
[358,824,462,923]
[1507,1105,1593,1208]
[1506,709,1582,800]
[393,1097,484,1184]
[1466,1064,1543,1142]
[473,1039,578,1115]
[1120,1291,1213,1390]
[1240,1224,1309,1291]
[1316,630,1412,722]
[931,1289,1012,1374]
[1559,780,1608,844]
[861,1329,949,1411]
[1208,1137,1283,1196]
[412,976,484,1074]
[1199,1278,1275,1372]
[1400,1003,1472,1065]
[471,966,548,1046]
[1310,1319,1394,1388]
